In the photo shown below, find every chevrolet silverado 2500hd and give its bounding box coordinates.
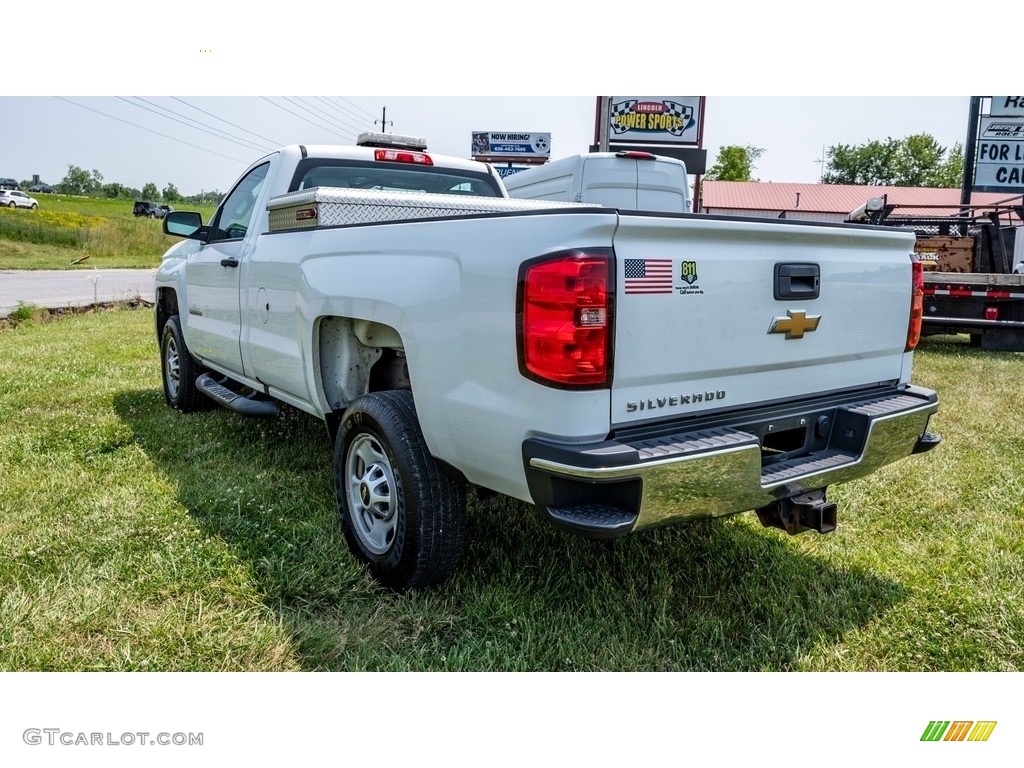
[154,132,941,590]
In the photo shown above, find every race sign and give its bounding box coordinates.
[974,116,1024,191]
[990,97,1024,117]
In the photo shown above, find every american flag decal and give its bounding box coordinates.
[624,258,673,294]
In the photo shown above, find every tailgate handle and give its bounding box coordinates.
[775,263,820,300]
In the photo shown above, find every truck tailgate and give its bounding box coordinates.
[611,215,917,426]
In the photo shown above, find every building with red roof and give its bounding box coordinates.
[700,181,1023,223]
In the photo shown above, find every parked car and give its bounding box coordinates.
[28,184,54,194]
[0,177,19,190]
[133,200,172,218]
[0,190,38,209]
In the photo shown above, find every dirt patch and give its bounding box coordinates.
[0,297,154,330]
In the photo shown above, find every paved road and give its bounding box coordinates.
[0,269,156,319]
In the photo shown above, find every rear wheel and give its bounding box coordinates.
[160,315,209,412]
[334,390,466,591]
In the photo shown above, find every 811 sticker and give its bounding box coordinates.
[677,260,703,295]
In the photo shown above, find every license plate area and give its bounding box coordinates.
[739,414,820,467]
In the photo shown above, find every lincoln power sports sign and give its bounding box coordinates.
[607,97,702,145]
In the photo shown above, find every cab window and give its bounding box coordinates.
[210,162,270,241]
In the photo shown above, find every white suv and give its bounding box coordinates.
[0,190,39,209]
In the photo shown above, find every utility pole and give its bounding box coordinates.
[375,107,393,133]
[960,96,981,209]
[814,144,826,183]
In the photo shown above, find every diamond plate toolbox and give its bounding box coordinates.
[266,187,588,231]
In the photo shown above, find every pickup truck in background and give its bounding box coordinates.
[155,133,941,590]
[849,196,1024,350]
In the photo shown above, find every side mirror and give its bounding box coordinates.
[163,211,205,239]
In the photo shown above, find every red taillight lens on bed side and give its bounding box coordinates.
[906,259,924,351]
[517,249,613,388]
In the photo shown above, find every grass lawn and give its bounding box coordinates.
[0,197,217,270]
[0,308,1022,671]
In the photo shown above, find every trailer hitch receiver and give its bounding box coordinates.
[755,489,837,535]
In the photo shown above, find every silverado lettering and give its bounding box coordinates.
[626,390,727,412]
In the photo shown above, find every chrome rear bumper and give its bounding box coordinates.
[523,385,940,537]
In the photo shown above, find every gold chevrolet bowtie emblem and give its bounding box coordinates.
[768,310,821,339]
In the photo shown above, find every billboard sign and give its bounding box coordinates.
[472,132,550,163]
[494,166,530,178]
[974,115,1024,191]
[604,97,702,145]
[990,97,1024,117]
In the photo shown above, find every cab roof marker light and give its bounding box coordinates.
[356,131,428,151]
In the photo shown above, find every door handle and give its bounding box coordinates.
[775,263,820,300]
[221,258,239,268]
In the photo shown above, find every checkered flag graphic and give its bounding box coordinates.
[662,101,694,136]
[609,100,638,134]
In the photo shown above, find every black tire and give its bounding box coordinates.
[334,390,466,591]
[160,315,209,412]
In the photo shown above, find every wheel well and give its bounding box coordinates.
[155,288,179,341]
[318,316,408,413]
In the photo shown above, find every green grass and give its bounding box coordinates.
[0,197,217,269]
[0,311,1022,671]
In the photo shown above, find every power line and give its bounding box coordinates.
[281,96,355,138]
[335,97,379,122]
[288,96,361,134]
[315,97,375,132]
[119,97,271,154]
[54,97,249,164]
[260,96,352,140]
[295,96,366,134]
[170,97,284,147]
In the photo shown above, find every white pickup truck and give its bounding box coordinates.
[155,132,941,590]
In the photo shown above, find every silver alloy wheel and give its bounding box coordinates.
[164,333,181,400]
[345,433,398,555]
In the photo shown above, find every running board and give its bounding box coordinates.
[196,373,278,418]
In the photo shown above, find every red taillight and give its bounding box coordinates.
[985,306,999,321]
[906,259,924,351]
[614,151,656,160]
[374,148,433,165]
[518,250,612,388]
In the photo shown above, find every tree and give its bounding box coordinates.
[162,182,181,203]
[822,134,963,188]
[56,165,103,196]
[141,182,159,200]
[705,145,765,181]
